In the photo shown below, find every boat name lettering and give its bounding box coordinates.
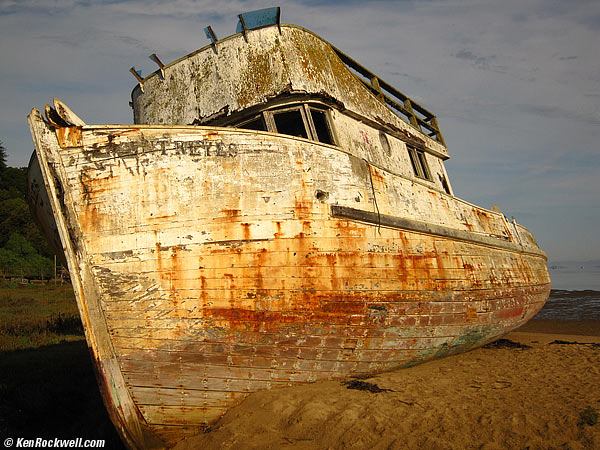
[174,140,238,157]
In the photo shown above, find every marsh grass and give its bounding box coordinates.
[0,281,83,352]
[0,281,125,448]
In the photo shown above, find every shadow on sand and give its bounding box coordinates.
[0,340,126,449]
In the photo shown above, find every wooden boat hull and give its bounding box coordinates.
[28,112,550,448]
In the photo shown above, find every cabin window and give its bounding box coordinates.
[238,115,267,131]
[379,131,391,156]
[308,107,334,145]
[233,103,336,145]
[408,147,432,181]
[439,174,451,195]
[417,151,431,179]
[271,108,309,139]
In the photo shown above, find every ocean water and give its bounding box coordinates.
[535,289,600,320]
[532,261,600,320]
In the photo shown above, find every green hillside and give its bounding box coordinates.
[0,142,56,279]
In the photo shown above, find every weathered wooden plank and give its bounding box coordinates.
[130,386,247,406]
[103,302,476,324]
[121,358,413,389]
[138,405,227,426]
[100,281,549,309]
[331,205,542,256]
[104,305,520,335]
[90,246,544,286]
[118,345,407,366]
[150,425,205,445]
[95,280,537,302]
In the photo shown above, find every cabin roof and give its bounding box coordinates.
[130,18,448,158]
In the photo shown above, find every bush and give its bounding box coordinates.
[0,233,53,278]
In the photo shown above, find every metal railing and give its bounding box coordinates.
[332,46,445,146]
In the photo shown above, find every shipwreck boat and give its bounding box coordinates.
[27,7,550,449]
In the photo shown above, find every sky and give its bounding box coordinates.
[0,0,599,265]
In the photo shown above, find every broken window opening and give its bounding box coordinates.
[308,107,334,145]
[238,115,267,131]
[272,108,309,139]
[408,148,420,177]
[439,174,451,195]
[417,151,431,180]
[232,102,336,145]
[408,146,432,181]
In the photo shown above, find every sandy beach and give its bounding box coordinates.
[174,319,600,450]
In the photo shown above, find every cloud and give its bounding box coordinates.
[388,71,427,85]
[1,0,599,262]
[518,104,600,124]
[455,49,497,70]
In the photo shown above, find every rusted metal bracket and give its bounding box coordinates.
[149,53,165,79]
[129,67,144,93]
[204,26,218,53]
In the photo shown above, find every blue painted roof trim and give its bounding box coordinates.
[236,7,280,33]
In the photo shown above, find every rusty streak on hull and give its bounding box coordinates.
[28,114,550,448]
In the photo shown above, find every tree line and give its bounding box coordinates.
[0,141,56,279]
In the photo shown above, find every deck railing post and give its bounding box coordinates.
[370,77,385,102]
[430,116,445,146]
[403,98,419,128]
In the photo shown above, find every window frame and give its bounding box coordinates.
[237,114,268,131]
[304,104,336,146]
[408,146,433,181]
[265,105,311,139]
[233,102,337,146]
